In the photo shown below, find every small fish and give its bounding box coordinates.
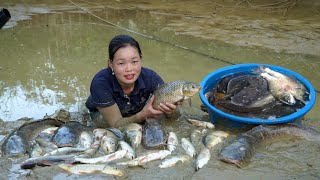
[167,132,179,152]
[187,119,215,129]
[35,138,58,152]
[20,155,75,169]
[79,131,93,149]
[119,141,135,159]
[44,147,87,156]
[101,132,118,154]
[117,150,171,167]
[159,155,189,168]
[153,80,201,108]
[195,147,210,171]
[204,131,229,149]
[181,138,196,158]
[79,137,101,158]
[58,164,124,176]
[74,149,127,164]
[93,128,108,140]
[30,141,44,158]
[138,150,171,166]
[123,123,142,149]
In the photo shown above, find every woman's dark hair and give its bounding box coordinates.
[108,35,142,61]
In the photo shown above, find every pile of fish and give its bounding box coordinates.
[0,116,228,176]
[204,66,309,119]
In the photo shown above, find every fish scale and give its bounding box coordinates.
[152,80,201,108]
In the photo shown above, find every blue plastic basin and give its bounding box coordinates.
[199,64,316,127]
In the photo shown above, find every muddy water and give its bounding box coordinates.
[0,0,320,179]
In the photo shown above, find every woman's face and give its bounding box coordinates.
[109,46,142,87]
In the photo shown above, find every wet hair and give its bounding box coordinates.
[108,34,142,61]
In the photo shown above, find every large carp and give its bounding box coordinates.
[218,124,320,168]
[152,80,201,108]
[1,118,64,156]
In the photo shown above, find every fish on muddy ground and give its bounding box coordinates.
[254,66,308,105]
[74,149,127,164]
[187,119,215,129]
[122,123,142,149]
[52,121,93,148]
[35,138,58,153]
[20,155,76,169]
[79,131,93,149]
[181,138,196,158]
[30,141,44,158]
[119,140,135,159]
[44,147,87,156]
[117,150,171,167]
[1,118,64,156]
[195,147,210,171]
[79,136,101,158]
[204,130,229,149]
[152,80,201,109]
[167,132,179,153]
[100,131,118,154]
[159,155,190,168]
[58,163,124,176]
[137,150,171,166]
[218,124,320,168]
[142,118,168,149]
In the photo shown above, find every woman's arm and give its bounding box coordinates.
[98,95,164,128]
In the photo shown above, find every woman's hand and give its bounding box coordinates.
[137,95,164,120]
[157,102,178,117]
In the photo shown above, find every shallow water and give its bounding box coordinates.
[0,0,320,179]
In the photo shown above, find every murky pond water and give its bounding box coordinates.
[0,0,320,179]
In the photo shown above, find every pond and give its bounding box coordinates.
[0,0,319,179]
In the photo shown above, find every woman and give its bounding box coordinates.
[85,35,178,128]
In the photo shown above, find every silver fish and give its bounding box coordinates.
[167,132,179,152]
[44,147,87,156]
[181,138,196,158]
[159,155,189,168]
[20,155,75,169]
[119,141,135,159]
[138,150,171,166]
[74,149,127,164]
[30,141,44,158]
[123,123,142,149]
[100,132,118,154]
[79,131,93,149]
[117,150,171,167]
[195,147,210,170]
[58,164,124,176]
[187,119,215,129]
